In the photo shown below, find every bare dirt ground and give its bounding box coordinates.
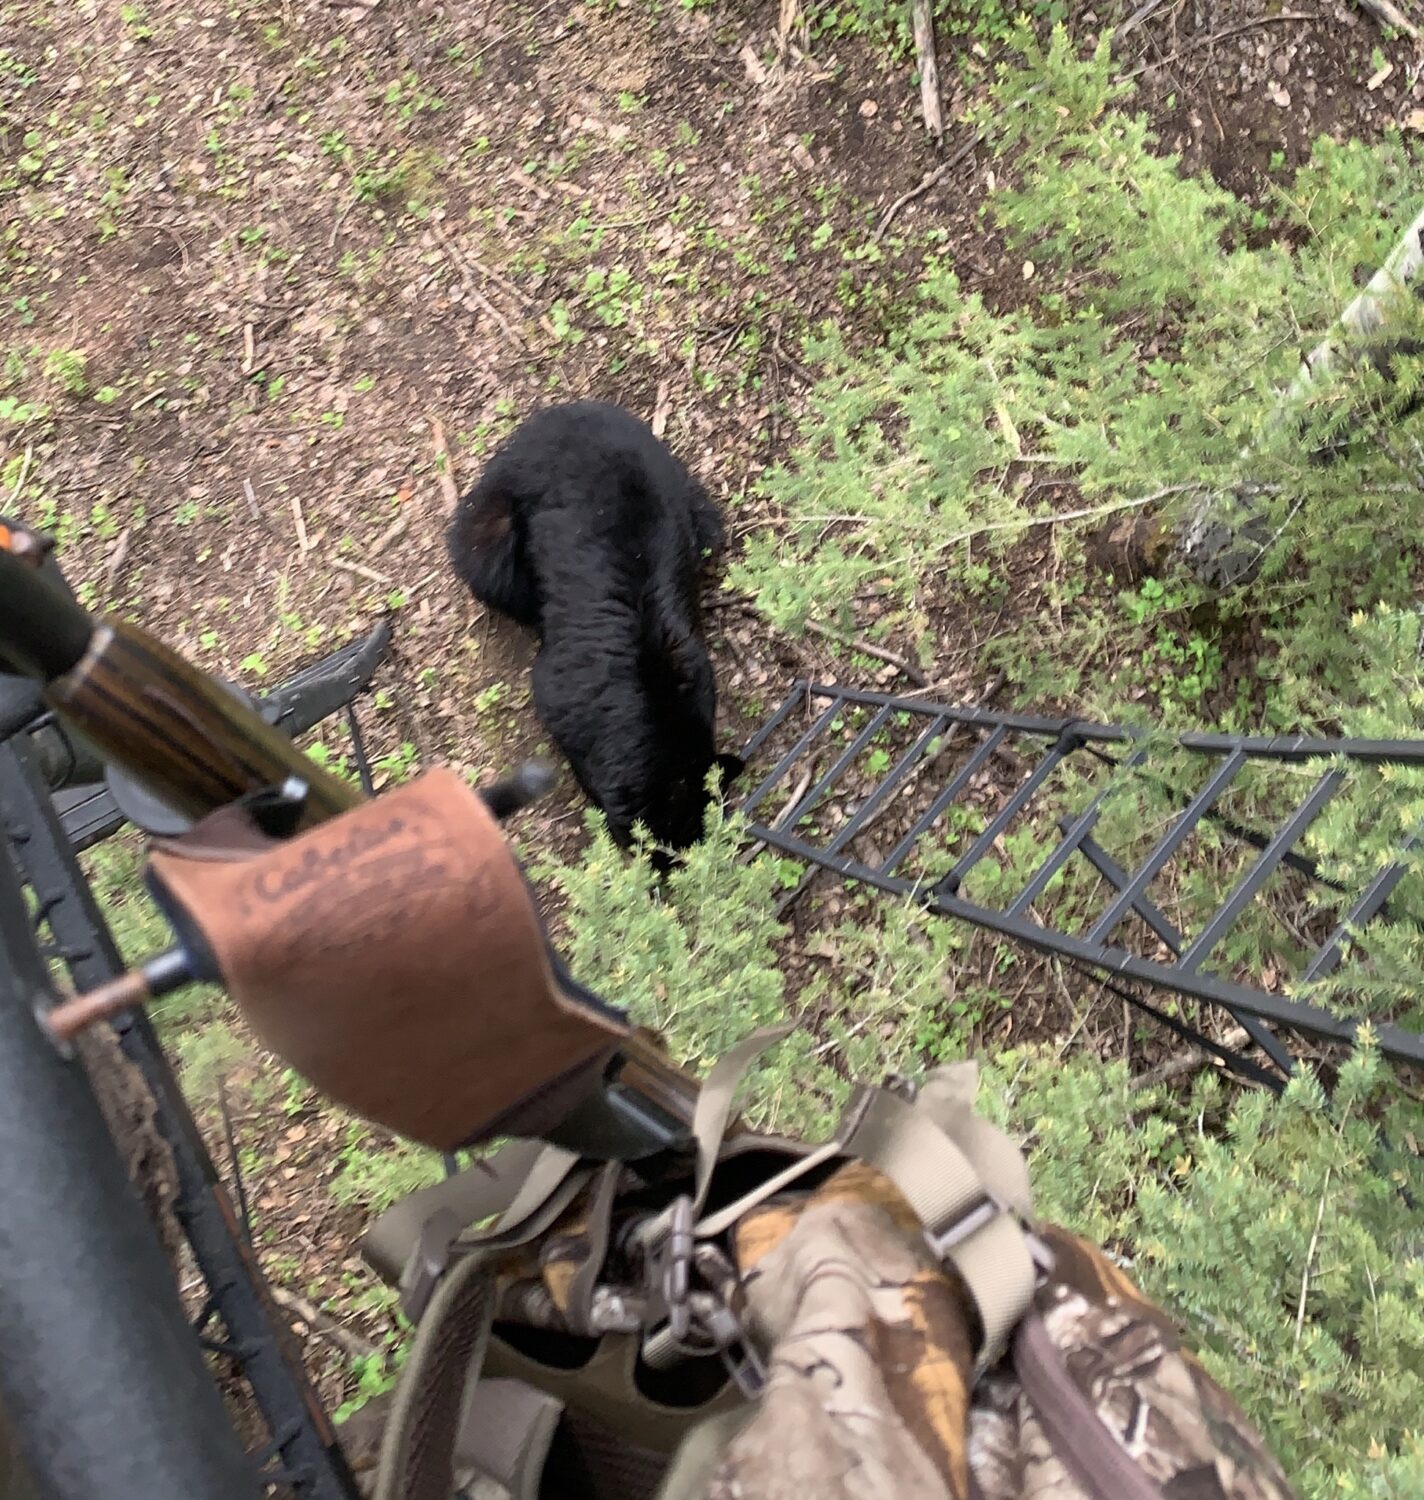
[3,0,1420,1464]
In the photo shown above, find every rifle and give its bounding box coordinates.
[0,527,713,1500]
[0,539,700,1162]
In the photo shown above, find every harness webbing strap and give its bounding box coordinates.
[374,1251,497,1500]
[363,1138,551,1287]
[689,1024,796,1210]
[844,1076,1036,1371]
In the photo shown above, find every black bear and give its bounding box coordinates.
[447,400,742,854]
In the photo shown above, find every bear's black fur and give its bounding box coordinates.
[448,400,742,852]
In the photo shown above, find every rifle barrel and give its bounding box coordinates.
[0,551,92,680]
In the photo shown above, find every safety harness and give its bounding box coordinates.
[361,1038,1047,1500]
[124,767,1295,1500]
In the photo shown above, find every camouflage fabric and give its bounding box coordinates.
[693,1162,1297,1500]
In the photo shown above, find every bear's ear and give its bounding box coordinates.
[714,752,746,788]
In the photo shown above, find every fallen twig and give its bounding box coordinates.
[431,220,527,353]
[1294,1168,1331,1347]
[872,129,984,244]
[7,444,33,505]
[328,197,357,251]
[804,618,928,686]
[910,0,944,139]
[103,527,131,598]
[241,476,264,526]
[372,513,410,555]
[651,378,673,439]
[916,666,1007,703]
[741,760,817,865]
[468,0,569,62]
[1119,13,1322,80]
[460,248,536,310]
[933,485,1200,554]
[704,590,756,612]
[1131,1025,1250,1089]
[1355,0,1421,40]
[289,492,310,553]
[1113,0,1173,38]
[270,1286,378,1363]
[775,762,818,831]
[332,556,393,585]
[795,486,1199,552]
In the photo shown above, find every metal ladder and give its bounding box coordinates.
[739,680,1424,1082]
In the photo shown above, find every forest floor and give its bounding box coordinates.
[2,0,1420,1473]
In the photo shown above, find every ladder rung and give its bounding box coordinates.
[1087,749,1248,946]
[1301,836,1419,983]
[823,714,948,857]
[1007,749,1151,918]
[933,740,1073,896]
[880,724,1010,876]
[739,695,842,817]
[777,705,896,831]
[1178,770,1345,975]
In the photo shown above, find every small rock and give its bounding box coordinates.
[859,98,878,118]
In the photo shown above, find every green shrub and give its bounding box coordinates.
[732,26,1424,714]
[532,802,789,1070]
[535,801,1424,1494]
[982,1043,1424,1497]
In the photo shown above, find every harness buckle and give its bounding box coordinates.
[398,1207,464,1323]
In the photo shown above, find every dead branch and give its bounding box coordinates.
[651,377,673,439]
[1179,200,1424,586]
[469,0,569,63]
[1131,1025,1250,1089]
[1294,1168,1331,1347]
[270,1286,379,1363]
[1113,0,1173,38]
[871,129,984,245]
[910,0,944,140]
[289,492,311,553]
[103,526,131,598]
[332,556,393,585]
[1355,0,1421,40]
[430,220,527,354]
[804,618,929,686]
[1118,12,1319,80]
[936,485,1197,553]
[241,477,262,526]
[704,590,756,612]
[430,418,459,513]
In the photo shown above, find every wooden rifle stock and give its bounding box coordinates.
[44,621,359,831]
